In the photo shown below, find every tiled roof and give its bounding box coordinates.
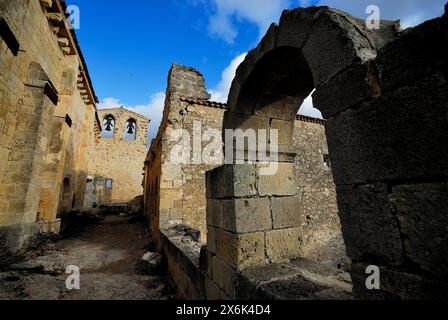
[179,97,227,109]
[180,97,325,125]
[296,114,325,125]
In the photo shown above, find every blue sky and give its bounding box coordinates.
[66,0,446,139]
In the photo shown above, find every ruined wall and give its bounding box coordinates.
[327,11,448,299]
[0,0,98,252]
[84,107,149,208]
[177,99,226,239]
[293,116,349,270]
[144,63,346,298]
[206,5,448,300]
[144,64,223,244]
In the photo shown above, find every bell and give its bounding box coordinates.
[127,122,135,134]
[104,118,114,132]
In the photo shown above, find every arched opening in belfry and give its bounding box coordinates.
[125,118,137,141]
[102,114,115,139]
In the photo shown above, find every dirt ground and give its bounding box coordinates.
[0,213,171,300]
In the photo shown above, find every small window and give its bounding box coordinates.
[65,114,72,127]
[105,179,113,189]
[323,154,331,168]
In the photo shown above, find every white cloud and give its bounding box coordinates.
[203,0,445,43]
[207,0,291,43]
[299,91,322,119]
[210,53,322,118]
[97,91,166,141]
[209,52,247,103]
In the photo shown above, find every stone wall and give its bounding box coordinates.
[210,5,448,300]
[144,64,225,246]
[143,63,346,298]
[0,0,99,252]
[83,107,149,208]
[293,116,349,269]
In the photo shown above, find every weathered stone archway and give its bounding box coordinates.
[206,6,448,299]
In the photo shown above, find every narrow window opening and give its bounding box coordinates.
[105,179,113,189]
[323,154,331,168]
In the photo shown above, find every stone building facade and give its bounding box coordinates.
[83,107,150,209]
[143,63,347,298]
[144,64,226,244]
[0,0,99,253]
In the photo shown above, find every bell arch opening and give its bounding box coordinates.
[102,114,115,139]
[125,118,137,141]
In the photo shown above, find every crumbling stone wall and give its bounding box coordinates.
[293,116,349,270]
[0,0,99,252]
[144,64,225,245]
[144,63,346,298]
[206,5,448,300]
[83,107,149,208]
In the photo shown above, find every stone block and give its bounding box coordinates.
[221,198,271,233]
[270,119,295,154]
[389,183,448,277]
[313,62,379,118]
[265,227,303,263]
[254,95,303,121]
[326,73,448,186]
[256,162,298,196]
[212,256,237,298]
[336,183,404,266]
[207,226,217,254]
[206,165,257,199]
[377,17,448,92]
[271,195,303,229]
[276,7,320,48]
[205,277,221,300]
[223,113,270,132]
[206,199,222,228]
[302,8,376,87]
[216,229,265,270]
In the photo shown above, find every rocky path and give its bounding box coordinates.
[0,214,170,300]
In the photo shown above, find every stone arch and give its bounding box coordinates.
[225,6,393,139]
[206,6,410,299]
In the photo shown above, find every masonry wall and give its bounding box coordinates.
[144,63,347,298]
[208,5,448,300]
[293,117,349,269]
[84,107,149,208]
[144,64,223,243]
[0,0,98,252]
